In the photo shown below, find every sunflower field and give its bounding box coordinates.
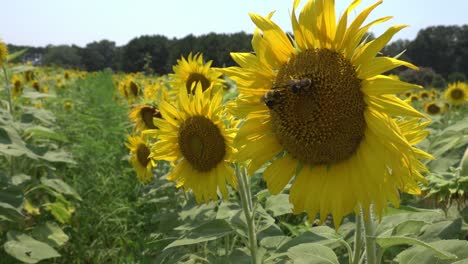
[1,1,468,263]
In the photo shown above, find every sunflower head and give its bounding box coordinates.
[169,53,224,95]
[64,71,70,80]
[11,74,23,99]
[126,135,154,183]
[424,101,443,115]
[24,70,34,82]
[420,91,430,100]
[128,104,162,131]
[64,101,73,111]
[445,82,467,106]
[32,80,40,92]
[0,39,8,65]
[222,0,431,227]
[150,85,237,203]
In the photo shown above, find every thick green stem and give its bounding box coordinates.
[363,207,377,264]
[352,212,363,264]
[236,164,258,264]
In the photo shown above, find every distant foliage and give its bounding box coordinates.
[6,25,468,78]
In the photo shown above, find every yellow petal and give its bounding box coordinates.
[263,154,298,194]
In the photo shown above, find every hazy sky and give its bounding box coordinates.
[3,0,467,47]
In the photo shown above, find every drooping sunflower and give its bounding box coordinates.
[223,0,431,226]
[424,101,443,115]
[0,39,7,65]
[11,74,23,99]
[445,82,467,106]
[126,134,154,183]
[128,104,162,131]
[150,85,237,203]
[170,53,224,95]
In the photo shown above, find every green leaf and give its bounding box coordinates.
[460,146,468,176]
[40,150,76,164]
[6,49,28,61]
[24,126,68,142]
[32,222,69,247]
[376,209,445,235]
[287,243,339,264]
[164,219,233,249]
[265,194,293,217]
[396,240,468,264]
[392,220,427,236]
[376,236,456,259]
[0,201,24,222]
[44,201,73,224]
[41,178,81,201]
[4,231,60,263]
[11,174,31,186]
[278,226,342,252]
[418,218,463,241]
[260,236,291,250]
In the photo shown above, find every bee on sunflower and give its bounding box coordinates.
[149,85,238,203]
[221,0,432,226]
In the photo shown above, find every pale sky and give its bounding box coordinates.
[3,0,467,47]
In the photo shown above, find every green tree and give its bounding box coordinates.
[42,45,82,68]
[81,40,116,71]
[122,35,169,74]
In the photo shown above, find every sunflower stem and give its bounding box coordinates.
[2,66,14,115]
[236,164,258,264]
[363,206,378,264]
[352,212,363,264]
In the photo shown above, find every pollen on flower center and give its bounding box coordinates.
[136,144,150,167]
[186,73,211,93]
[269,48,366,165]
[178,115,226,172]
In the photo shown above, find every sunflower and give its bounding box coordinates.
[424,101,443,115]
[445,82,467,106]
[222,0,431,226]
[11,74,23,99]
[118,77,140,103]
[0,39,7,65]
[420,90,430,100]
[32,80,40,92]
[170,53,224,95]
[126,135,154,183]
[128,104,162,131]
[150,85,237,203]
[64,101,73,111]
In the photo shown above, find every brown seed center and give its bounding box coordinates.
[427,104,441,115]
[136,144,150,167]
[178,115,226,172]
[451,88,464,100]
[186,73,211,94]
[140,107,157,129]
[268,49,366,165]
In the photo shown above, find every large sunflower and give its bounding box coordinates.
[222,0,432,226]
[444,82,467,106]
[150,85,237,203]
[126,134,154,183]
[170,53,224,95]
[128,104,162,131]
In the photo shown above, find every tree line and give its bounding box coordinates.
[6,25,468,87]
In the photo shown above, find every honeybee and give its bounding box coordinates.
[262,78,314,110]
[263,89,286,110]
[288,78,313,94]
